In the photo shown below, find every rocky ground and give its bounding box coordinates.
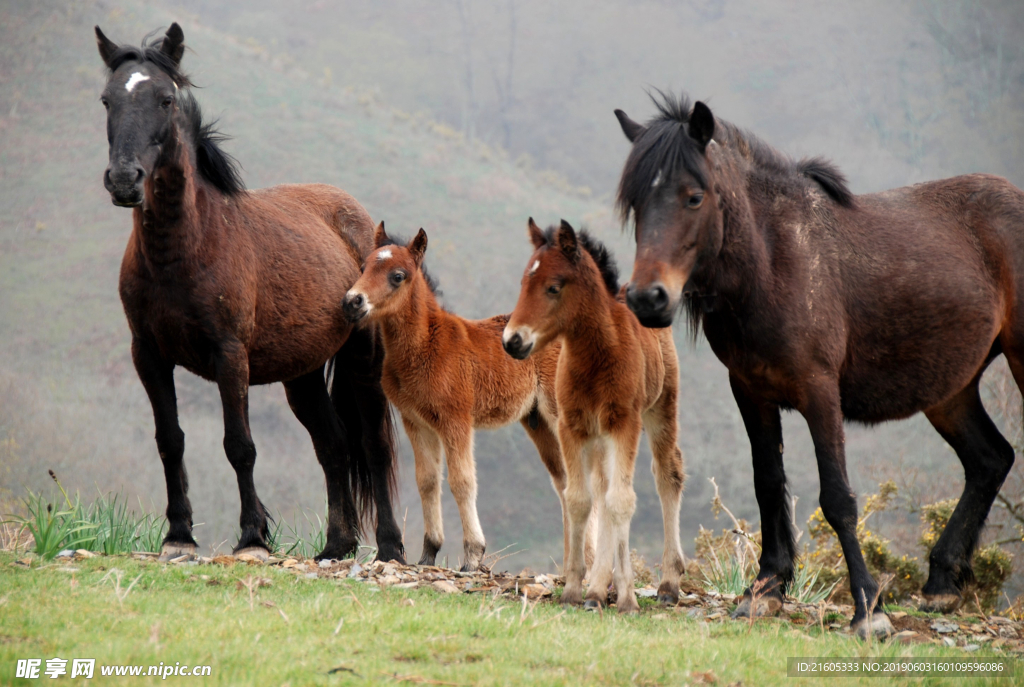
[37,549,1024,654]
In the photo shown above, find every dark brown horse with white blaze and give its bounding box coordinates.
[95,24,404,563]
[615,92,1024,637]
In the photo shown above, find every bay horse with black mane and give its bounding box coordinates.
[341,225,595,571]
[615,92,1024,636]
[503,219,686,612]
[95,24,404,563]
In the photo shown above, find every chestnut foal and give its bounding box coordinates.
[504,219,686,612]
[342,224,586,571]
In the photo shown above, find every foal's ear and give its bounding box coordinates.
[373,221,388,248]
[409,228,429,265]
[527,217,546,249]
[160,23,186,66]
[556,220,578,259]
[95,26,118,68]
[614,109,645,143]
[689,101,715,150]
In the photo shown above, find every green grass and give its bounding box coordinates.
[0,553,1014,686]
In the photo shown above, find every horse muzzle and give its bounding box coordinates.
[502,328,535,360]
[341,292,370,323]
[104,165,145,207]
[625,282,676,328]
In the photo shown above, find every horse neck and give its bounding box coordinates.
[693,150,773,310]
[378,275,446,364]
[132,123,206,270]
[561,275,619,358]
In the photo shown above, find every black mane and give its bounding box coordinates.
[541,225,620,296]
[617,91,853,224]
[377,233,442,295]
[104,31,244,197]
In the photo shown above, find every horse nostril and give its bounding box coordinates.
[103,168,114,191]
[650,284,669,309]
[351,294,365,309]
[504,333,522,353]
[134,166,145,184]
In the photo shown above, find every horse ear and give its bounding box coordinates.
[95,26,118,68]
[689,101,715,150]
[373,221,388,248]
[409,228,428,265]
[556,220,578,259]
[160,23,186,66]
[527,217,545,249]
[614,109,645,143]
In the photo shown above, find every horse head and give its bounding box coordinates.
[95,24,189,207]
[615,95,724,327]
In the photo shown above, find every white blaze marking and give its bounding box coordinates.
[376,249,393,262]
[125,72,150,92]
[651,169,663,188]
[528,260,540,275]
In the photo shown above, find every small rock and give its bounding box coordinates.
[964,644,980,652]
[894,630,919,644]
[931,620,959,634]
[348,563,363,579]
[74,550,96,559]
[678,594,701,607]
[989,616,1014,625]
[890,611,907,620]
[382,563,397,576]
[304,572,318,579]
[318,559,334,569]
[379,575,401,586]
[636,588,658,599]
[431,580,461,594]
[942,637,957,647]
[56,550,75,559]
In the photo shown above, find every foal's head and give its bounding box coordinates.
[95,23,242,207]
[503,219,619,360]
[614,93,723,327]
[342,223,432,323]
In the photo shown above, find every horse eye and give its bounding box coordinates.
[161,96,175,109]
[547,284,560,295]
[100,97,109,109]
[688,193,704,208]
[389,271,406,285]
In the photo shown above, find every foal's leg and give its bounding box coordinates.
[132,338,195,561]
[921,380,1015,613]
[643,404,686,606]
[284,368,360,560]
[521,415,570,571]
[403,417,445,566]
[442,426,487,571]
[584,441,614,610]
[215,342,270,558]
[559,426,592,606]
[330,329,405,563]
[729,375,793,618]
[607,420,641,615]
[801,378,891,639]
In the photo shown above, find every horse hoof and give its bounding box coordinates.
[157,542,197,563]
[617,597,640,615]
[731,595,782,619]
[459,562,480,573]
[561,588,584,606]
[233,546,269,562]
[583,599,604,611]
[852,613,895,640]
[375,546,406,565]
[656,582,680,606]
[919,594,961,614]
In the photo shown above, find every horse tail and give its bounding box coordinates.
[327,325,399,534]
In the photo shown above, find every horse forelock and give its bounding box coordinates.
[103,30,192,88]
[374,233,441,295]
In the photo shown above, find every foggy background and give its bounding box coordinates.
[2,0,1023,585]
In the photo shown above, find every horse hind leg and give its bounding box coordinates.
[921,376,1015,613]
[330,327,405,563]
[607,422,641,615]
[520,413,571,571]
[643,404,686,606]
[284,367,360,561]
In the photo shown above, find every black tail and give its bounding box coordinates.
[327,325,400,535]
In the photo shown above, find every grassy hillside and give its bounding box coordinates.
[1,552,1017,686]
[1,0,1021,592]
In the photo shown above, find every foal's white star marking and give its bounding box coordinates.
[528,260,540,276]
[376,249,393,262]
[125,72,150,92]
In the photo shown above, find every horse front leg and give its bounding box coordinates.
[642,405,686,606]
[558,425,591,606]
[403,417,445,566]
[442,426,486,571]
[132,338,195,561]
[729,375,792,619]
[801,378,893,639]
[215,342,270,558]
[284,368,360,561]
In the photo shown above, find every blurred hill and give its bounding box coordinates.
[1,0,1022,581]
